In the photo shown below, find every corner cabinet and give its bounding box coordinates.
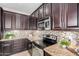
[29,16,37,30]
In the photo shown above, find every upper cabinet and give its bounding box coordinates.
[15,14,21,30]
[66,3,77,28]
[20,15,29,30]
[3,11,30,30]
[51,3,78,30]
[29,16,37,30]
[1,3,79,31]
[52,3,61,29]
[34,10,39,18]
[4,11,16,30]
[43,3,51,18]
[38,5,44,19]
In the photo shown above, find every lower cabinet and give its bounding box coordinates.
[0,38,32,56]
[0,41,13,56]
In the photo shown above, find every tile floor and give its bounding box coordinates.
[11,50,31,56]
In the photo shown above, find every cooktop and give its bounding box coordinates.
[33,39,57,49]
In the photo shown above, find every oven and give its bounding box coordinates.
[32,43,43,56]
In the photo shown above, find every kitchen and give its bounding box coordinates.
[0,3,79,56]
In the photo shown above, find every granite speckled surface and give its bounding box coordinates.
[44,44,76,56]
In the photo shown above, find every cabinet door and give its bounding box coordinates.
[25,16,29,30]
[38,5,44,19]
[20,15,29,30]
[4,12,12,30]
[11,14,16,30]
[29,17,33,30]
[67,3,77,27]
[52,3,61,29]
[16,14,21,29]
[34,10,39,18]
[60,3,68,29]
[20,15,25,30]
[43,3,51,18]
[29,16,37,30]
[2,41,13,56]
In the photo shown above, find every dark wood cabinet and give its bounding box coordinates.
[60,3,68,29]
[67,3,77,28]
[29,16,37,30]
[3,11,16,30]
[43,3,51,18]
[0,38,31,56]
[3,11,30,30]
[15,14,21,29]
[11,14,16,30]
[34,10,39,19]
[4,12,12,30]
[20,15,29,30]
[0,41,13,56]
[52,3,61,29]
[38,5,44,19]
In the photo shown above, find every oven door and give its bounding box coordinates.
[32,44,43,56]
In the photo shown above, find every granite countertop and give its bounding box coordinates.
[0,38,29,41]
[44,44,77,56]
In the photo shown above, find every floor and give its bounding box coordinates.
[11,50,31,56]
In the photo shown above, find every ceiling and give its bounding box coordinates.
[0,3,42,15]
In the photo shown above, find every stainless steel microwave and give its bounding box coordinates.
[37,17,51,30]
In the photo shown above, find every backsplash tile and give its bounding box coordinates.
[3,30,79,45]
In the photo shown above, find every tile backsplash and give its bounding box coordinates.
[3,30,79,45]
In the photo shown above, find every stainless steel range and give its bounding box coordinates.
[32,35,57,56]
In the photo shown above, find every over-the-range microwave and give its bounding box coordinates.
[37,16,51,30]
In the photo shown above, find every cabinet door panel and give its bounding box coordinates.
[67,3,77,27]
[44,3,51,18]
[53,4,61,29]
[38,5,44,19]
[16,14,21,29]
[11,14,16,30]
[4,13,12,29]
[29,17,37,30]
[34,11,39,19]
[20,15,29,30]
